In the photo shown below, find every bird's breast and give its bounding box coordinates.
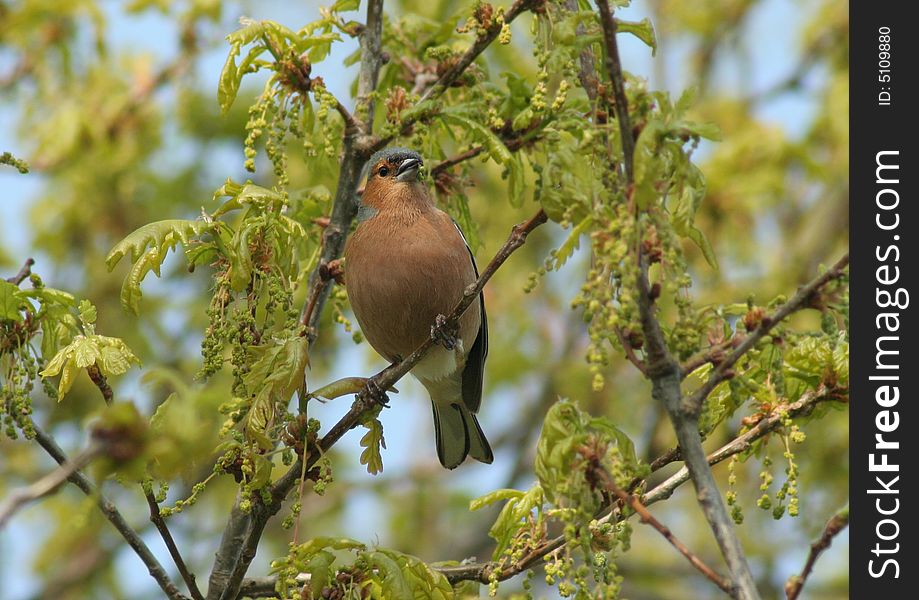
[343,212,480,364]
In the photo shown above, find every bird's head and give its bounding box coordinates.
[361,148,426,208]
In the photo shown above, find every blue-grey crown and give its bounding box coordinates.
[368,147,423,168]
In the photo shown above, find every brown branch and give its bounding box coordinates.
[615,326,649,376]
[369,0,540,154]
[145,489,205,600]
[86,364,114,404]
[684,253,849,415]
[5,257,35,285]
[0,443,101,528]
[680,338,734,378]
[643,388,844,507]
[31,422,190,600]
[430,146,486,176]
[587,458,735,596]
[436,384,843,586]
[595,0,635,182]
[784,507,849,600]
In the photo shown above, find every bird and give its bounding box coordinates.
[343,147,493,469]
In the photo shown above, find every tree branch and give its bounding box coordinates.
[635,255,758,599]
[434,383,842,586]
[0,442,101,528]
[369,0,540,154]
[30,423,190,600]
[642,386,843,505]
[299,0,386,343]
[146,489,205,600]
[5,257,35,285]
[684,253,849,415]
[595,0,634,182]
[784,506,849,600]
[586,457,734,597]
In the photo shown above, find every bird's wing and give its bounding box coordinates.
[453,221,488,413]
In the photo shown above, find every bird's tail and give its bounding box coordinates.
[431,401,494,469]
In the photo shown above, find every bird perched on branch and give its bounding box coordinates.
[343,147,493,469]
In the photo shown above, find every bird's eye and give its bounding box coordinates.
[378,166,390,177]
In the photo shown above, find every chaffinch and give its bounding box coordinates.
[343,147,493,469]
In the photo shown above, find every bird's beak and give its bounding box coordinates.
[395,157,422,182]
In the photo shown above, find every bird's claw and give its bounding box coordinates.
[431,314,458,350]
[365,378,390,408]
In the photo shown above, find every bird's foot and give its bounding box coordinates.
[364,378,390,408]
[431,314,458,351]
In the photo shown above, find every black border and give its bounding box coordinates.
[851,2,914,596]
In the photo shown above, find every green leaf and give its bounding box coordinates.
[470,488,524,511]
[487,485,544,557]
[229,224,253,292]
[366,551,412,599]
[72,336,101,368]
[331,0,360,11]
[218,42,241,114]
[226,18,270,46]
[106,219,210,270]
[96,336,141,376]
[616,18,657,54]
[553,216,592,269]
[40,334,140,400]
[78,299,97,326]
[310,377,378,401]
[245,391,275,451]
[359,417,385,475]
[507,154,526,208]
[246,335,311,403]
[687,226,719,269]
[20,287,76,308]
[440,110,513,168]
[0,280,26,321]
[302,551,335,597]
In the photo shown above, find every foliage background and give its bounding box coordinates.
[1,0,847,598]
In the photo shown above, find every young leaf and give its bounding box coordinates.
[616,18,657,54]
[0,280,27,322]
[218,42,242,114]
[359,417,385,475]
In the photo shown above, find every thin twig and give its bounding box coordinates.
[145,489,205,600]
[595,0,634,182]
[784,507,849,600]
[5,257,35,285]
[86,364,114,404]
[434,384,843,585]
[615,326,649,376]
[0,443,101,528]
[587,458,734,596]
[369,0,540,154]
[684,254,849,415]
[430,146,486,176]
[680,338,734,378]
[31,423,190,600]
